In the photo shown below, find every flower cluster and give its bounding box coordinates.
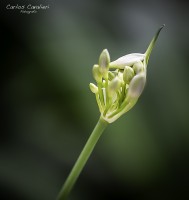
[89,25,164,123]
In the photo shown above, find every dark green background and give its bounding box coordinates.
[1,0,189,199]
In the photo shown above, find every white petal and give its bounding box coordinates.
[109,53,145,69]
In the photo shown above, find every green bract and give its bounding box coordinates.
[89,25,164,123]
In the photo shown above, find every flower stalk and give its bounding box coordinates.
[57,117,108,200]
[57,25,164,200]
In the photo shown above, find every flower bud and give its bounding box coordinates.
[89,83,98,94]
[127,73,146,99]
[92,64,102,83]
[108,71,115,81]
[109,53,145,69]
[133,61,144,74]
[108,77,121,97]
[90,26,164,123]
[123,66,134,84]
[99,49,110,78]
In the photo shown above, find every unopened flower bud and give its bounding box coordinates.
[92,64,102,83]
[89,83,98,93]
[90,25,164,123]
[108,71,115,80]
[109,53,145,69]
[133,61,144,74]
[123,66,134,84]
[108,77,121,97]
[127,73,146,99]
[99,49,110,78]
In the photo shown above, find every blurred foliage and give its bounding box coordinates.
[1,0,189,199]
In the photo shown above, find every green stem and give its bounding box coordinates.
[57,117,108,200]
[105,78,109,106]
[98,82,105,109]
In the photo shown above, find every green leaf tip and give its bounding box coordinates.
[145,24,165,64]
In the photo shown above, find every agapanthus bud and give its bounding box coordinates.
[133,61,144,74]
[109,53,145,69]
[108,71,115,81]
[108,77,121,97]
[99,49,110,78]
[90,25,164,123]
[123,66,134,84]
[89,83,98,94]
[127,73,146,99]
[92,64,102,83]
